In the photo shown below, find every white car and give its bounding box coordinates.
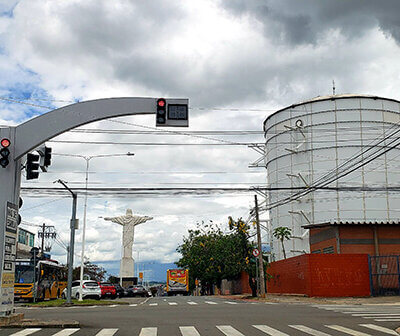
[62,280,101,300]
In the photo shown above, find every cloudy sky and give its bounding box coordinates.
[2,0,400,280]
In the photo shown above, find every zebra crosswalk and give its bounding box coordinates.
[17,299,275,311]
[3,323,397,336]
[313,304,400,322]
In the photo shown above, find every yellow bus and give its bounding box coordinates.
[14,259,67,301]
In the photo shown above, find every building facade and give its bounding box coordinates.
[17,227,35,258]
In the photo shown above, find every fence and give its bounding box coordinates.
[369,255,400,296]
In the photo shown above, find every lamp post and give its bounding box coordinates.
[54,179,78,304]
[54,152,134,300]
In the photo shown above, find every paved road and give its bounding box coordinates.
[3,296,399,335]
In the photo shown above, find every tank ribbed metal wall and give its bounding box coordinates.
[264,95,400,260]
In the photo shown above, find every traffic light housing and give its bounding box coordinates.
[156,98,166,125]
[26,153,40,180]
[0,138,11,168]
[38,146,52,172]
[44,146,52,166]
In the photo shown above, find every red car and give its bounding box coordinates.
[98,282,117,299]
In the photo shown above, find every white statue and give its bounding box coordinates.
[103,209,153,280]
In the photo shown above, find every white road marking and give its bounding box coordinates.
[326,325,372,336]
[169,302,178,305]
[52,329,80,336]
[360,324,398,335]
[179,326,201,336]
[225,301,238,305]
[149,303,158,306]
[289,325,332,336]
[95,329,119,336]
[87,306,98,308]
[350,313,400,316]
[375,319,400,322]
[129,303,138,306]
[216,325,245,336]
[10,329,41,336]
[264,302,277,304]
[187,301,198,305]
[253,324,290,335]
[205,301,217,305]
[139,327,157,336]
[108,305,118,307]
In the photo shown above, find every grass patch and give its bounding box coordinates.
[23,299,129,307]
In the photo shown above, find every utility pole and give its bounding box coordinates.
[254,195,266,298]
[55,180,77,304]
[38,223,56,256]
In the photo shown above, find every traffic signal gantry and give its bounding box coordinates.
[0,97,189,316]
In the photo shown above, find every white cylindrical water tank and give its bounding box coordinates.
[264,94,400,260]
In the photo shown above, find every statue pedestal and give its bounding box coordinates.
[119,257,137,287]
[121,257,134,278]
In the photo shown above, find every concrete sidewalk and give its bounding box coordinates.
[217,294,400,305]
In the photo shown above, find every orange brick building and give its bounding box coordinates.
[305,222,400,255]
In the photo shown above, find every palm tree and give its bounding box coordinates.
[273,227,292,259]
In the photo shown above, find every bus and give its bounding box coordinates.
[14,259,67,301]
[166,269,189,296]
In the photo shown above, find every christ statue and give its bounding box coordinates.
[103,209,153,280]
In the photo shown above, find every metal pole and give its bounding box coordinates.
[66,193,77,303]
[255,195,266,298]
[41,223,45,255]
[79,158,90,301]
[55,179,77,304]
[33,250,36,303]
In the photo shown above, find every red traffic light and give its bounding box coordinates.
[1,138,10,148]
[157,99,166,107]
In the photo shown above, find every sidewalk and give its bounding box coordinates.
[217,294,400,305]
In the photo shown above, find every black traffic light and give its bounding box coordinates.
[156,98,166,125]
[44,146,52,166]
[26,153,40,180]
[0,138,11,168]
[39,146,52,171]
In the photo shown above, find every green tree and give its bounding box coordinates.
[273,226,292,259]
[72,261,108,281]
[177,218,269,296]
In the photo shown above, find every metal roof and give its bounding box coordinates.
[302,220,400,229]
[264,94,400,127]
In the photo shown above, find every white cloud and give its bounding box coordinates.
[4,0,400,278]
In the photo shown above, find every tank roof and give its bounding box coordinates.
[264,94,400,127]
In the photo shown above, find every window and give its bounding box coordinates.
[311,250,321,254]
[323,246,334,254]
[18,230,26,244]
[28,233,34,247]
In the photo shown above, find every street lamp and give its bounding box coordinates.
[54,152,134,300]
[53,179,78,304]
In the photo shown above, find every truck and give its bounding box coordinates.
[166,269,189,296]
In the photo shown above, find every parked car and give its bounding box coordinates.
[62,280,101,300]
[114,284,128,298]
[126,285,149,297]
[99,282,117,299]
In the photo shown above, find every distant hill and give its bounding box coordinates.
[95,260,178,282]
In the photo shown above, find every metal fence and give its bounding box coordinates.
[369,255,400,296]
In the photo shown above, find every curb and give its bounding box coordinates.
[2,319,79,328]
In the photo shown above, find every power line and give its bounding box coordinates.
[49,140,263,146]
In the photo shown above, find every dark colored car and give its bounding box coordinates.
[114,284,127,297]
[99,282,117,299]
[126,285,148,297]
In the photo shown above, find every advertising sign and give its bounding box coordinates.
[0,202,18,314]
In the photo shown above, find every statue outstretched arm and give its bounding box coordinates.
[103,217,123,225]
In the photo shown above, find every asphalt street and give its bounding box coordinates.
[2,296,399,335]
